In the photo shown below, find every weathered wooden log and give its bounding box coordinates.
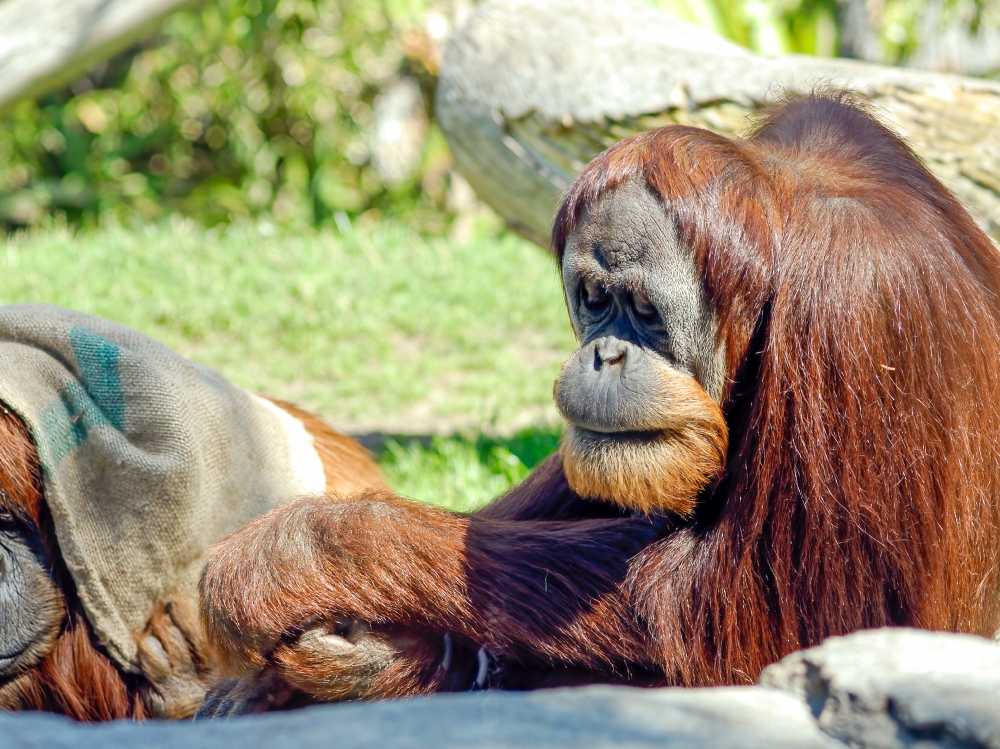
[0,0,200,114]
[436,0,1000,248]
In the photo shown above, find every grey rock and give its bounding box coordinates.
[761,628,1000,749]
[0,684,838,749]
[0,0,198,113]
[440,0,996,125]
[8,629,1000,747]
[436,0,1000,246]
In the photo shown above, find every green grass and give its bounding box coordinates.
[379,428,562,512]
[1,219,573,509]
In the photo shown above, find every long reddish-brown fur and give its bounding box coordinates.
[0,400,383,718]
[200,95,1000,696]
[554,93,1000,682]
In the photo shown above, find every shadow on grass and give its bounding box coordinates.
[354,426,563,512]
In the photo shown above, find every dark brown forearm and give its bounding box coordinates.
[200,482,663,675]
[463,514,661,669]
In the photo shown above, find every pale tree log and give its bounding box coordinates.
[436,0,1000,248]
[0,0,200,114]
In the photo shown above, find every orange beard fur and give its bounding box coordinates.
[559,365,728,515]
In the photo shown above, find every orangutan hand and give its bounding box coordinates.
[197,618,482,716]
[137,598,214,719]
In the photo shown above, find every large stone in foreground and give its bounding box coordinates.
[0,685,836,749]
[4,628,1000,747]
[763,628,1000,749]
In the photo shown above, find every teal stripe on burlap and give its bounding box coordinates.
[38,381,112,469]
[34,328,125,472]
[70,327,124,431]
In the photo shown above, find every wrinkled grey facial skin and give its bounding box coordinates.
[557,179,725,433]
[0,514,63,678]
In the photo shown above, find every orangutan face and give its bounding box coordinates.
[555,179,728,515]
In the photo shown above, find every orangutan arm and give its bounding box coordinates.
[198,457,662,704]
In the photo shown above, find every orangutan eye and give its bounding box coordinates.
[580,279,611,313]
[632,291,658,323]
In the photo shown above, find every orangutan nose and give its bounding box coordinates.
[594,337,628,369]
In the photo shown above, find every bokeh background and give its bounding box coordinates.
[2,0,998,507]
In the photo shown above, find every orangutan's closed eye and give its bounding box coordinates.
[631,292,658,323]
[580,279,611,312]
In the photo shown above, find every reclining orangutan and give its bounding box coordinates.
[0,305,384,720]
[197,93,1000,714]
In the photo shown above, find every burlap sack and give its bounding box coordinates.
[0,304,327,671]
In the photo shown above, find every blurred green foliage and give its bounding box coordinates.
[652,0,840,56]
[0,0,448,230]
[652,0,1000,61]
[876,0,1000,64]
